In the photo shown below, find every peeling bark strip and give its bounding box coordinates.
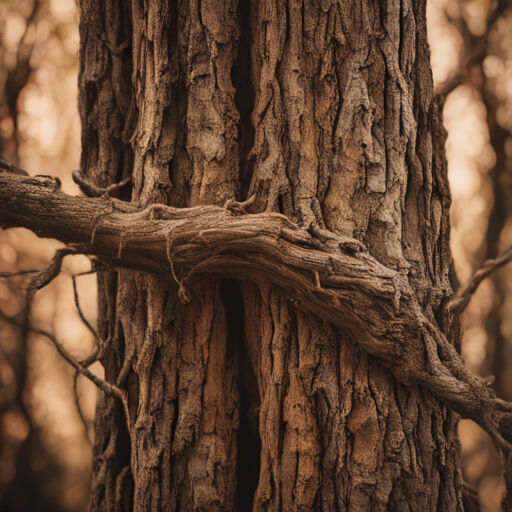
[2,171,512,489]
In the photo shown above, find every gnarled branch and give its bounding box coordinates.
[1,169,512,480]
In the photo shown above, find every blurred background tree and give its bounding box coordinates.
[0,0,511,510]
[0,1,97,511]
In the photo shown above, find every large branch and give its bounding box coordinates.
[1,170,512,460]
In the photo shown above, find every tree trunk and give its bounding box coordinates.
[76,1,464,510]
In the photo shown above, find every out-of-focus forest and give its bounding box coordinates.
[0,0,511,510]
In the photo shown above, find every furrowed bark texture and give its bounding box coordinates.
[3,171,512,507]
[244,2,463,511]
[24,0,474,510]
[79,1,240,510]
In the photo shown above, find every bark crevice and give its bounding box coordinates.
[232,0,255,201]
[219,278,261,512]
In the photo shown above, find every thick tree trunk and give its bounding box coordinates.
[75,0,465,510]
[244,2,462,510]
[80,1,240,510]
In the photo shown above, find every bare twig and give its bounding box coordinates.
[447,245,512,315]
[0,157,29,176]
[72,170,131,198]
[0,269,39,278]
[33,328,132,436]
[33,328,118,396]
[0,308,131,436]
[80,345,99,368]
[74,269,98,277]
[27,246,89,291]
[71,271,97,444]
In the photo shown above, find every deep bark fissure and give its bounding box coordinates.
[219,279,261,512]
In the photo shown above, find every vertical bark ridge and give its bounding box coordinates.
[246,0,289,214]
[125,1,241,509]
[243,1,465,510]
[79,0,134,189]
[182,0,240,207]
[130,0,176,206]
[81,0,241,510]
[79,2,136,509]
[90,270,133,511]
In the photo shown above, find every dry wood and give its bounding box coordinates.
[2,169,512,482]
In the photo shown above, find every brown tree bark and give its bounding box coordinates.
[79,2,469,508]
[1,1,508,511]
[243,2,459,511]
[79,1,240,510]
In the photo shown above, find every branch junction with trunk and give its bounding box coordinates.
[2,165,512,502]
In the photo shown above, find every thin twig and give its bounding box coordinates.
[0,308,131,435]
[74,269,98,277]
[33,327,132,436]
[72,170,131,198]
[447,245,512,315]
[33,328,118,396]
[0,157,29,176]
[71,271,98,443]
[80,345,99,368]
[28,245,87,291]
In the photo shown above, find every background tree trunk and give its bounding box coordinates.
[78,1,467,510]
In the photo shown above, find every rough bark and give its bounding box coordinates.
[243,1,465,510]
[78,0,242,510]
[1,172,512,415]
[0,1,501,511]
